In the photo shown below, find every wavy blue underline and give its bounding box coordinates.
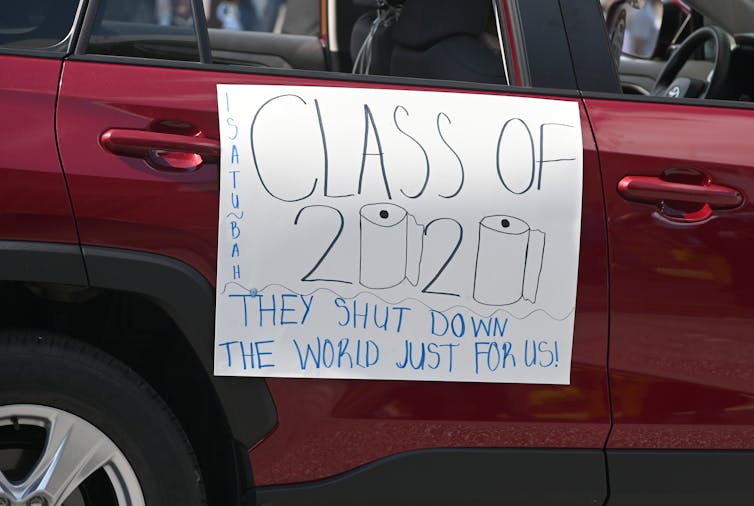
[219,282,574,322]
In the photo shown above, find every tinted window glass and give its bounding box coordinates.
[352,0,506,84]
[87,0,200,62]
[0,0,79,51]
[83,0,509,88]
[206,0,320,36]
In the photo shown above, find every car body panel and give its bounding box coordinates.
[0,56,78,244]
[585,97,754,449]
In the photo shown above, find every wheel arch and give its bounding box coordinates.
[80,244,278,449]
[0,241,277,505]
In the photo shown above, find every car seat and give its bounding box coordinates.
[350,0,402,75]
[390,0,505,84]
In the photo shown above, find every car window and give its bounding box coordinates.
[87,0,200,61]
[81,0,510,88]
[601,0,754,104]
[602,0,665,59]
[206,0,320,35]
[0,0,80,51]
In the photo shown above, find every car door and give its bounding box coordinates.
[589,98,754,505]
[564,1,754,504]
[57,0,610,503]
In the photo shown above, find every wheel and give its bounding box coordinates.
[0,332,206,506]
[651,26,733,99]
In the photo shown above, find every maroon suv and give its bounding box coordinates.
[2,0,754,505]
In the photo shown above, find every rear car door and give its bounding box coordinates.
[56,0,611,503]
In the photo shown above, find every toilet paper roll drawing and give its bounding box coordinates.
[473,215,546,306]
[360,203,423,289]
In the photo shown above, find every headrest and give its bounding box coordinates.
[352,0,404,8]
[392,0,491,49]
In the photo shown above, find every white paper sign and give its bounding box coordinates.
[214,84,582,384]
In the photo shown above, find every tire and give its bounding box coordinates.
[0,331,206,506]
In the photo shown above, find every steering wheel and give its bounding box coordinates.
[651,26,734,99]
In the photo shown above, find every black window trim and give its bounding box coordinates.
[67,51,582,101]
[580,88,754,112]
[74,0,98,55]
[557,0,621,94]
[190,0,211,63]
[0,48,67,59]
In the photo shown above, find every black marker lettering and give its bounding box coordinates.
[294,205,352,284]
[250,94,318,202]
[496,118,535,195]
[393,105,430,199]
[421,218,463,297]
[437,112,464,199]
[537,123,576,190]
[315,99,352,198]
[358,104,392,199]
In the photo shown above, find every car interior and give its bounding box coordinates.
[82,0,509,85]
[606,0,754,102]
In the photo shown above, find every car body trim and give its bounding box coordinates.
[0,241,87,285]
[256,448,607,505]
[515,0,577,90]
[0,49,68,60]
[558,0,621,94]
[607,450,754,505]
[582,89,754,111]
[81,245,278,447]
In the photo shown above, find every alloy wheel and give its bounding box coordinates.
[0,405,144,506]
